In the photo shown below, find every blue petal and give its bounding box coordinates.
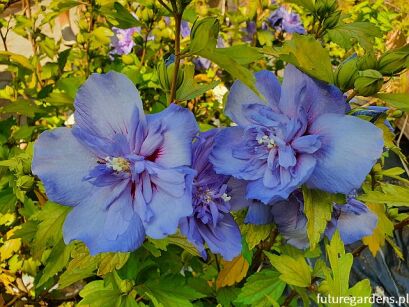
[32,128,97,206]
[246,154,316,204]
[210,127,263,179]
[228,178,257,211]
[143,167,194,238]
[244,202,273,224]
[278,145,297,168]
[146,104,199,168]
[225,70,281,126]
[180,217,207,259]
[196,214,242,261]
[278,65,346,124]
[270,194,309,249]
[74,71,145,142]
[326,204,378,244]
[63,182,145,254]
[291,135,321,154]
[306,113,384,194]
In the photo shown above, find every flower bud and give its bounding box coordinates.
[156,59,184,100]
[335,54,359,92]
[354,69,383,96]
[357,52,377,70]
[190,17,220,54]
[322,10,341,30]
[378,44,409,76]
[315,0,338,17]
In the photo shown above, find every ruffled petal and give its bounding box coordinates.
[246,154,316,204]
[278,65,346,124]
[143,167,194,238]
[32,128,97,206]
[146,104,199,168]
[225,70,281,126]
[307,113,384,194]
[63,182,145,254]
[196,214,242,261]
[210,127,265,180]
[74,71,145,141]
[244,202,274,224]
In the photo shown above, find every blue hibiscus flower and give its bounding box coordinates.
[180,130,242,260]
[210,65,384,204]
[32,72,199,255]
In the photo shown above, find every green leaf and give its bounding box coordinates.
[138,275,205,307]
[1,99,44,117]
[375,93,409,112]
[31,202,70,259]
[215,45,263,65]
[97,252,130,276]
[92,27,114,45]
[200,48,259,98]
[37,240,74,287]
[176,64,220,101]
[45,91,74,106]
[78,280,122,307]
[0,51,33,70]
[321,231,353,301]
[325,22,382,50]
[110,2,141,29]
[263,34,334,83]
[286,0,315,12]
[265,252,312,287]
[189,17,259,97]
[58,245,99,288]
[0,188,17,214]
[216,287,240,307]
[348,279,372,307]
[358,183,409,206]
[362,203,394,256]
[240,223,273,250]
[302,187,334,249]
[235,270,285,306]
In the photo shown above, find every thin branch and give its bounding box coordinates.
[397,114,408,147]
[157,0,173,14]
[168,12,182,104]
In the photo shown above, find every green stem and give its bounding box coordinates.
[168,12,182,104]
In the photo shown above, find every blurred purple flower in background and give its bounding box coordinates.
[268,7,305,34]
[210,65,384,204]
[180,130,242,260]
[242,21,257,43]
[32,72,199,254]
[110,27,140,56]
[181,20,191,38]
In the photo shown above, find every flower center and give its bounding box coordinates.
[257,134,276,149]
[105,156,131,172]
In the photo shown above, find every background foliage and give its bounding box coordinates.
[1,0,409,305]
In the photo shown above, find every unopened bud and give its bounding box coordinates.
[354,69,383,96]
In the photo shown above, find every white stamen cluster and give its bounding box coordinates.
[105,157,130,172]
[257,135,276,149]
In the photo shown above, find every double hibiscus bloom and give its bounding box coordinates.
[32,65,383,259]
